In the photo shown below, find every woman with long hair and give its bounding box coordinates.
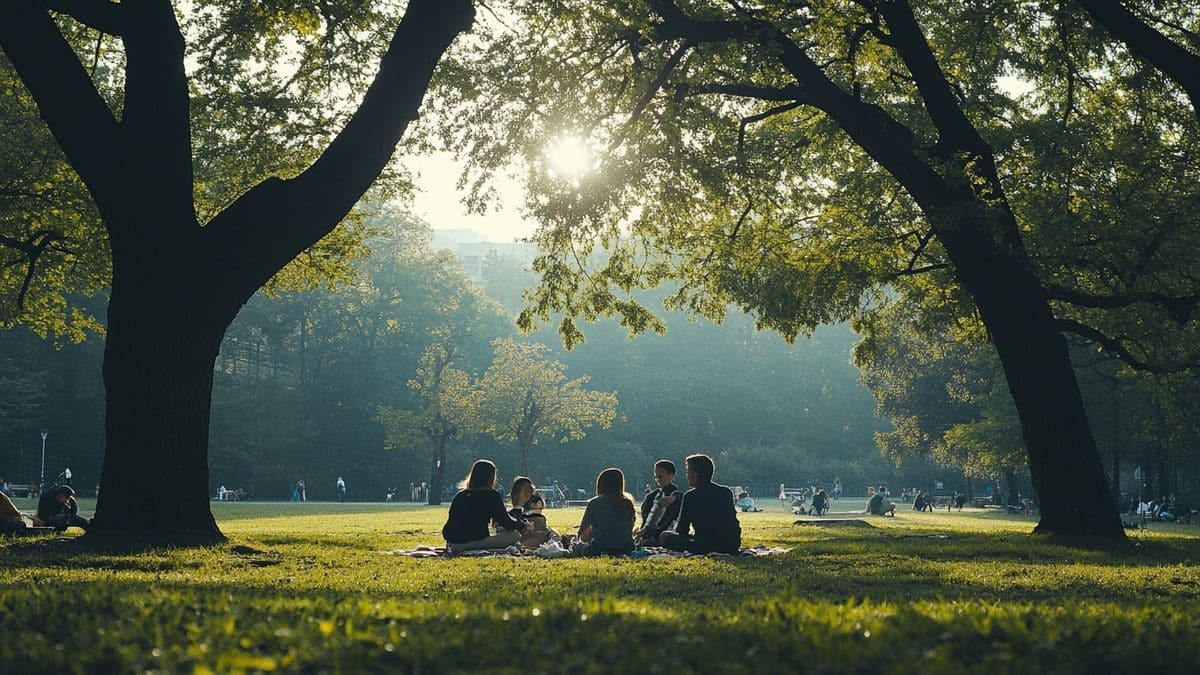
[442,460,530,553]
[509,475,559,548]
[568,467,636,557]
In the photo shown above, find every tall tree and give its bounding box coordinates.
[377,340,475,505]
[472,338,617,476]
[441,0,1200,538]
[0,0,475,540]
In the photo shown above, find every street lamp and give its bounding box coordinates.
[39,429,48,489]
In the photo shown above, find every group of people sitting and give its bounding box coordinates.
[0,484,91,536]
[441,454,743,556]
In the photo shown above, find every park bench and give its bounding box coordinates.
[4,485,37,498]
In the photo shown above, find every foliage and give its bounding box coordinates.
[471,338,618,474]
[2,502,1200,673]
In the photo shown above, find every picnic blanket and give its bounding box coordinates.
[380,544,792,559]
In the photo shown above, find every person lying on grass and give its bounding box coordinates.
[635,459,680,546]
[442,459,532,553]
[567,468,636,557]
[660,454,742,555]
[508,476,559,548]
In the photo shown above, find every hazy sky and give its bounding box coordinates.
[406,152,536,243]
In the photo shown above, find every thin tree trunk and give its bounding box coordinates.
[428,436,447,506]
[1111,383,1121,506]
[1004,468,1019,507]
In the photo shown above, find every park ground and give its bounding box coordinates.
[2,499,1199,674]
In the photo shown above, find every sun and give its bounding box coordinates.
[545,135,594,180]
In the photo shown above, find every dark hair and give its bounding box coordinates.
[685,454,715,482]
[595,468,635,522]
[653,459,676,475]
[510,476,534,507]
[53,485,75,498]
[463,460,497,491]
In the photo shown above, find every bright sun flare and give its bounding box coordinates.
[546,135,593,180]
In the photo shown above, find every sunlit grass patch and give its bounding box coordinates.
[2,502,1198,673]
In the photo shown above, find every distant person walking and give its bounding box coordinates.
[337,476,347,503]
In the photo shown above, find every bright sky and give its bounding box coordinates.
[406,152,536,243]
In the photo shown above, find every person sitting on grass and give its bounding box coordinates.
[635,459,681,546]
[568,468,636,557]
[866,485,896,517]
[790,492,808,515]
[36,485,90,532]
[810,489,830,516]
[736,491,761,512]
[913,491,933,512]
[442,460,531,553]
[1,490,28,536]
[660,454,742,554]
[509,476,559,547]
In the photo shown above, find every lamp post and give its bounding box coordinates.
[39,429,48,490]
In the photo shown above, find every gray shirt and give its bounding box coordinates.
[579,494,635,550]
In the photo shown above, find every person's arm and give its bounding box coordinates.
[491,492,526,531]
[577,500,596,541]
[639,491,655,525]
[675,492,692,535]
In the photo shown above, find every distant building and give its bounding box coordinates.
[431,229,537,283]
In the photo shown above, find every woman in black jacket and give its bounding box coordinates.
[442,460,529,553]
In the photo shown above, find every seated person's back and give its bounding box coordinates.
[677,481,741,552]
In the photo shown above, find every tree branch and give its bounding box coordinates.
[0,3,123,217]
[205,0,476,302]
[1075,0,1200,118]
[1055,318,1198,374]
[46,0,125,36]
[1046,284,1199,324]
[683,82,808,101]
[609,39,694,150]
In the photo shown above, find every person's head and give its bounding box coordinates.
[684,454,715,487]
[878,485,887,492]
[510,476,534,507]
[462,459,498,491]
[652,460,676,487]
[526,493,545,512]
[52,484,74,504]
[739,491,749,499]
[595,468,635,521]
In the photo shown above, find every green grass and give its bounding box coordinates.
[3,500,1199,674]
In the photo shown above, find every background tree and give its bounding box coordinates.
[472,338,618,476]
[377,340,476,506]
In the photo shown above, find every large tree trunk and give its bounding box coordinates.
[937,225,1125,539]
[89,282,229,541]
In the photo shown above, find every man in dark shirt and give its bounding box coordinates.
[660,454,741,554]
[637,459,681,545]
[36,485,89,532]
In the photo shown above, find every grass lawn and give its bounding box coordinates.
[2,499,1199,674]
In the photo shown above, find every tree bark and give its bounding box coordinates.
[90,280,228,540]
